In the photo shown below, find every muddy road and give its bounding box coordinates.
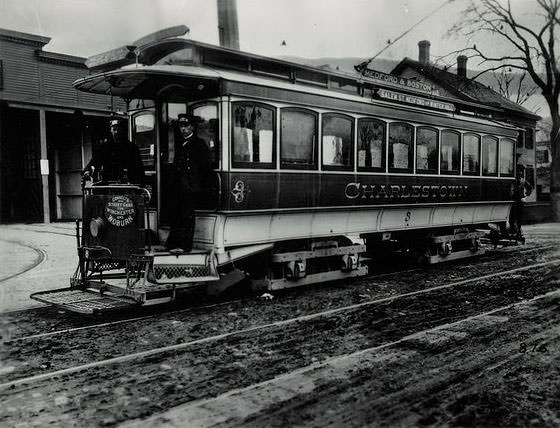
[1,229,559,427]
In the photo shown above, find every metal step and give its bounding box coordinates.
[31,288,139,314]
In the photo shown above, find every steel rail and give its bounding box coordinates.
[0,258,558,391]
[9,242,556,342]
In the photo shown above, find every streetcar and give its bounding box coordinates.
[32,26,520,314]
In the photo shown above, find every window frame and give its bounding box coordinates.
[230,101,277,170]
[440,129,461,176]
[280,107,318,170]
[321,112,355,172]
[481,135,499,177]
[388,122,414,174]
[499,137,515,177]
[191,101,220,169]
[462,132,481,176]
[357,117,386,173]
[415,126,439,175]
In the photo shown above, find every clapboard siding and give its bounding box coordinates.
[0,34,120,111]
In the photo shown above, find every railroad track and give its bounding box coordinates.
[1,258,559,388]
[2,241,558,343]
[0,259,558,426]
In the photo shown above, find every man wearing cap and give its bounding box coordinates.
[83,118,145,185]
[166,114,212,252]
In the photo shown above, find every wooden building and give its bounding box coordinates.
[0,28,118,223]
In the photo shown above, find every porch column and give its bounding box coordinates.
[39,109,50,223]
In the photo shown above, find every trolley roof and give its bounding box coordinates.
[73,38,520,136]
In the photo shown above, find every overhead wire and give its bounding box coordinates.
[355,0,454,73]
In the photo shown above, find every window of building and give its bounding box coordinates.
[536,148,550,164]
[416,127,438,174]
[232,102,275,168]
[322,113,354,170]
[525,128,534,149]
[192,102,220,169]
[280,108,317,169]
[499,138,515,177]
[517,130,524,149]
[440,130,460,174]
[482,135,498,176]
[388,122,413,173]
[357,118,385,171]
[463,133,480,175]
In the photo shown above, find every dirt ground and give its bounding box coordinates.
[0,228,559,427]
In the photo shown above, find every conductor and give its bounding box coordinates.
[83,118,145,185]
[166,114,212,252]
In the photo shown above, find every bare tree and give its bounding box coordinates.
[492,69,539,107]
[449,0,560,221]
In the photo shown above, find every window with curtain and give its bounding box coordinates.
[482,135,498,176]
[389,122,413,172]
[416,127,438,174]
[499,138,515,176]
[232,102,275,168]
[357,118,385,171]
[441,130,460,174]
[463,133,480,175]
[322,113,353,170]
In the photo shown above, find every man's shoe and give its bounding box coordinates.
[169,248,184,255]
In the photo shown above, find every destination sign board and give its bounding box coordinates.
[362,69,441,96]
[377,89,455,112]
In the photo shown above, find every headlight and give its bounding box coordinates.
[90,217,105,238]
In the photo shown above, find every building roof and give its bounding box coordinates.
[0,28,51,46]
[391,57,540,121]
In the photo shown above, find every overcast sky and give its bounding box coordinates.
[0,0,537,62]
[0,0,545,115]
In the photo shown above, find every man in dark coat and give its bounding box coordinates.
[83,118,145,185]
[510,165,533,241]
[166,114,212,252]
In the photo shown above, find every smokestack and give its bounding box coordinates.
[418,40,430,65]
[457,55,468,78]
[217,0,240,50]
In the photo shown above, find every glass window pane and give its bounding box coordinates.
[499,138,515,176]
[482,136,498,175]
[133,113,155,170]
[167,103,187,163]
[389,123,413,171]
[357,119,385,170]
[281,109,317,168]
[232,103,275,167]
[463,134,480,174]
[416,127,438,173]
[322,114,353,169]
[441,131,460,174]
[193,103,219,168]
